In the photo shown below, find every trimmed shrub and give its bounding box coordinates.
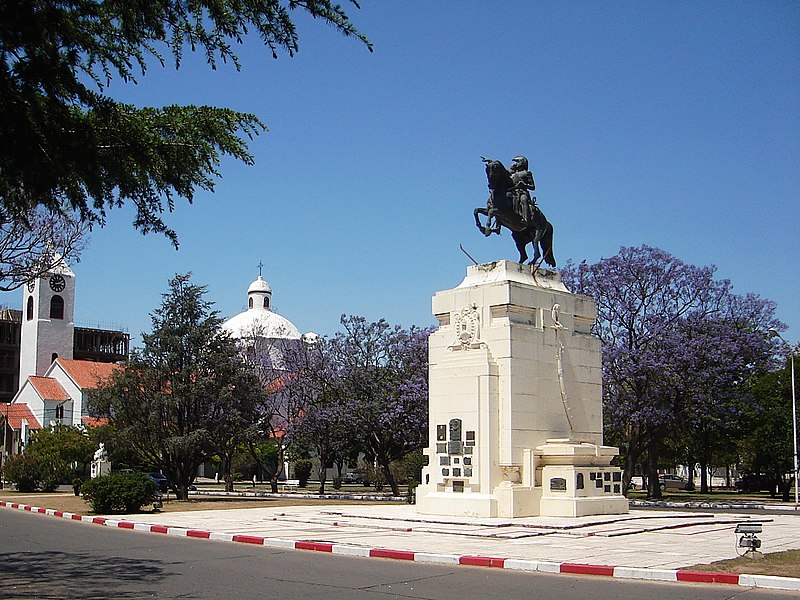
[81,472,157,514]
[293,459,313,487]
[2,455,40,492]
[1,453,71,492]
[401,450,428,486]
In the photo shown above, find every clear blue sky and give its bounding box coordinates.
[4,2,799,345]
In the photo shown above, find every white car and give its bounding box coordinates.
[659,474,689,491]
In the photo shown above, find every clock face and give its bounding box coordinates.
[49,274,66,292]
[27,279,35,293]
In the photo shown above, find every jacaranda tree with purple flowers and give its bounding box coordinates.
[561,245,782,497]
[288,336,352,494]
[327,316,431,497]
[257,316,430,496]
[664,294,780,493]
[245,335,313,493]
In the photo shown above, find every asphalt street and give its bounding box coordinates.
[1,507,797,600]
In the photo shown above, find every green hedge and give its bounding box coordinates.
[2,455,40,492]
[81,472,157,514]
[1,453,71,492]
[293,458,313,487]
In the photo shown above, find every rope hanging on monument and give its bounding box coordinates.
[551,303,577,436]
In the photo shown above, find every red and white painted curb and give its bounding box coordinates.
[2,500,798,592]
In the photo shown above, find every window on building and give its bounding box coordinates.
[26,296,34,321]
[264,297,270,309]
[249,297,253,309]
[50,295,64,319]
[55,404,64,421]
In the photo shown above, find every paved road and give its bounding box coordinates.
[1,508,796,599]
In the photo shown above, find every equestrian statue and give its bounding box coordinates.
[473,156,556,268]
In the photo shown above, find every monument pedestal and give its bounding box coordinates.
[91,460,110,478]
[415,261,627,518]
[536,439,628,517]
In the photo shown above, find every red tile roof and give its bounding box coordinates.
[2,403,41,431]
[56,359,120,389]
[29,377,70,401]
[81,416,108,428]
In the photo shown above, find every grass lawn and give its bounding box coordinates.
[627,489,794,504]
[687,550,800,579]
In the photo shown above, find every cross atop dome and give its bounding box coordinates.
[222,268,301,343]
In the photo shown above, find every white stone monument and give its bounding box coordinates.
[90,442,110,478]
[415,261,628,518]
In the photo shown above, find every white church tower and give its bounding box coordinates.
[19,260,75,388]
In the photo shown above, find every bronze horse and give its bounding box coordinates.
[473,158,556,267]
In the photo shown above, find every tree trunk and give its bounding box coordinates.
[270,446,285,493]
[780,476,793,502]
[247,441,267,485]
[699,458,709,494]
[380,458,399,497]
[222,454,235,492]
[646,441,662,499]
[685,454,696,491]
[317,459,327,495]
[622,452,636,496]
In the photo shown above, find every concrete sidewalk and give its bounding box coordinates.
[2,500,799,592]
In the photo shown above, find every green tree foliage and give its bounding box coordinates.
[2,454,42,491]
[0,1,370,246]
[246,439,278,481]
[90,273,264,499]
[87,422,143,471]
[80,471,156,513]
[739,358,797,500]
[1,451,71,492]
[26,424,95,472]
[1,425,93,491]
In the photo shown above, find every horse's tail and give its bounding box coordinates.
[543,223,556,268]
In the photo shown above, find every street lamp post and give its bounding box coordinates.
[769,329,798,509]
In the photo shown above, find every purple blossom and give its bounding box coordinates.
[561,245,784,496]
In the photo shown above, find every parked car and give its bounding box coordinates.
[627,476,644,490]
[147,472,169,493]
[341,471,363,484]
[659,474,689,491]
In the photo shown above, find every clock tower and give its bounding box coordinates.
[19,260,76,388]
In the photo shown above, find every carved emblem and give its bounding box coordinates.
[449,305,484,351]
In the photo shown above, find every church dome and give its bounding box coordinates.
[222,273,301,341]
[248,276,272,295]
